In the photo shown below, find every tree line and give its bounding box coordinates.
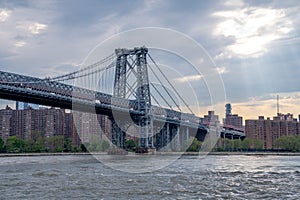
[0,131,109,153]
[1,134,300,153]
[214,138,263,152]
[275,135,300,152]
[215,135,300,152]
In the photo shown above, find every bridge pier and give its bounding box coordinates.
[162,122,170,151]
[153,124,199,152]
[110,119,125,148]
[181,126,190,143]
[169,124,180,151]
[153,122,171,151]
[138,115,153,148]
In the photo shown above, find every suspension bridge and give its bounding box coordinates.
[0,46,244,152]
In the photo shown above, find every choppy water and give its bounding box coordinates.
[0,155,299,199]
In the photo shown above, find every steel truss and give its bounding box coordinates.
[113,47,153,149]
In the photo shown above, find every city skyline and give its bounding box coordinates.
[1,100,299,127]
[0,0,300,120]
[1,1,300,199]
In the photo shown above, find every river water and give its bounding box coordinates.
[0,155,299,199]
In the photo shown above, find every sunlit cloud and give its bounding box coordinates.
[175,74,203,83]
[216,66,228,74]
[14,41,26,47]
[16,22,48,35]
[28,23,47,34]
[224,0,245,7]
[215,52,232,60]
[0,9,11,22]
[213,5,294,58]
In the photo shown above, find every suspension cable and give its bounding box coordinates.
[150,83,175,110]
[148,53,194,114]
[148,62,181,111]
[50,53,115,81]
[150,92,161,108]
[54,61,116,82]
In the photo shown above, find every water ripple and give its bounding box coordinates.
[0,155,300,199]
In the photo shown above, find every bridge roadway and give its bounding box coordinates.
[0,71,202,126]
[0,70,245,148]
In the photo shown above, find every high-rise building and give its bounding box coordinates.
[73,112,102,144]
[11,107,65,140]
[225,103,232,115]
[223,104,243,129]
[245,114,300,149]
[0,106,13,142]
[16,101,39,110]
[0,106,118,147]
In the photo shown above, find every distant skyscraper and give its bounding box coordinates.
[224,103,243,128]
[225,103,232,115]
[16,101,39,110]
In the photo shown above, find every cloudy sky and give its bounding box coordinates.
[0,0,300,120]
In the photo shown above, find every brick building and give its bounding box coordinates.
[224,114,243,129]
[0,106,112,147]
[223,103,243,129]
[0,106,13,142]
[245,113,300,149]
[203,111,219,125]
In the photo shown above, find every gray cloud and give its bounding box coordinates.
[0,0,299,114]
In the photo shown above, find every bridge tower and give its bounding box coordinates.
[112,47,153,150]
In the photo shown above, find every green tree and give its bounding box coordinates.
[81,143,89,152]
[87,136,110,152]
[5,136,26,153]
[252,139,263,150]
[63,138,73,152]
[276,135,300,152]
[232,139,242,151]
[0,137,4,152]
[240,138,251,151]
[25,131,45,152]
[184,137,202,152]
[100,140,110,152]
[125,139,137,152]
[44,136,64,152]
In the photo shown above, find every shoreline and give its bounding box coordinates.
[1,151,300,157]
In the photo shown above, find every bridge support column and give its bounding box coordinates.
[181,126,192,148]
[175,126,180,151]
[112,47,153,152]
[185,127,190,141]
[138,116,153,148]
[159,122,170,151]
[169,124,180,151]
[180,126,190,151]
[110,118,125,149]
[153,125,160,149]
[135,47,153,150]
[223,132,226,150]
